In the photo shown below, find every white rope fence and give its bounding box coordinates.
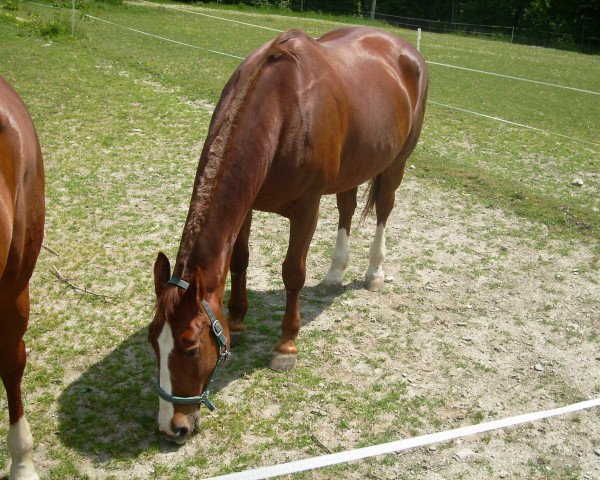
[82,13,245,60]
[131,0,600,97]
[426,61,600,96]
[48,8,592,150]
[204,398,600,480]
[429,100,600,148]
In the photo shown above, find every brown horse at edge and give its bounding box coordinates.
[0,76,45,480]
[149,27,428,443]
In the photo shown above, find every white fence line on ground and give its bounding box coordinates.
[427,61,600,96]
[429,101,600,148]
[82,14,245,60]
[203,398,600,480]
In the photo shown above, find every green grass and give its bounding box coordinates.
[0,0,599,478]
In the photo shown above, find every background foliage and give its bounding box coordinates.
[194,0,600,52]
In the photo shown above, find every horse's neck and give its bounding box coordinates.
[172,135,269,292]
[172,53,279,291]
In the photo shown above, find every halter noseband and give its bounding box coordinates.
[155,276,230,411]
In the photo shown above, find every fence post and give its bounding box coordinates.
[511,25,514,43]
[71,0,75,35]
[417,28,421,52]
[370,0,376,20]
[300,0,303,12]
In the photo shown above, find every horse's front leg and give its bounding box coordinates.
[227,211,253,347]
[270,200,320,372]
[0,287,39,480]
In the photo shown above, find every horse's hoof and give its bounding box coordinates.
[365,276,384,291]
[230,331,243,348]
[269,352,297,372]
[9,464,39,480]
[322,271,343,287]
[318,280,344,295]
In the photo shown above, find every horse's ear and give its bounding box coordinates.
[193,266,207,305]
[154,252,171,297]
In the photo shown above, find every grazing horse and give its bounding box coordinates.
[149,27,428,443]
[0,76,45,480]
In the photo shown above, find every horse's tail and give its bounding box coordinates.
[360,174,381,223]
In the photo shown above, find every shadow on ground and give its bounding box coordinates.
[57,280,363,462]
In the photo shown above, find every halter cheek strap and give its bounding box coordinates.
[156,277,230,411]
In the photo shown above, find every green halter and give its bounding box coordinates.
[156,277,230,411]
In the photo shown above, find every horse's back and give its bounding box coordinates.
[316,27,428,192]
[210,27,427,211]
[318,27,427,137]
[0,76,44,290]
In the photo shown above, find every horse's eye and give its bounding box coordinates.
[183,348,198,358]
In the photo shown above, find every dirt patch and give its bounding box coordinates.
[154,174,598,479]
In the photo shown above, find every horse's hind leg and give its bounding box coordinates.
[0,286,39,480]
[323,187,358,287]
[270,199,320,372]
[365,159,407,291]
[227,211,253,347]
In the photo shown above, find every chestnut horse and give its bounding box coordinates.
[149,27,428,443]
[0,76,45,480]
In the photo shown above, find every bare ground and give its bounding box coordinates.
[2,172,599,480]
[138,174,599,479]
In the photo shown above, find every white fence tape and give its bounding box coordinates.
[27,0,598,97]
[23,2,599,151]
[427,61,600,96]
[82,14,245,60]
[429,100,600,148]
[204,398,600,480]
[134,0,284,33]
[132,0,599,96]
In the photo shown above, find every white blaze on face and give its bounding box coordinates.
[323,228,350,285]
[157,322,175,435]
[7,416,39,480]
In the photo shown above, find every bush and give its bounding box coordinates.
[20,14,73,38]
[3,0,20,11]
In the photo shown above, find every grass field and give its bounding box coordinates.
[0,1,599,479]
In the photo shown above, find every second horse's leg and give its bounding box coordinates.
[0,287,39,480]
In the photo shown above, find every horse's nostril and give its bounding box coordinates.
[175,426,189,438]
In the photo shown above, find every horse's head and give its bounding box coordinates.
[148,252,229,444]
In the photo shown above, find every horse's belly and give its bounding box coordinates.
[325,135,403,194]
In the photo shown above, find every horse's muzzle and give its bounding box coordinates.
[162,411,197,444]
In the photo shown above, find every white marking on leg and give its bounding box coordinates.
[7,416,39,480]
[157,322,175,435]
[366,223,386,285]
[323,228,349,286]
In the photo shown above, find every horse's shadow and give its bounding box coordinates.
[56,280,363,462]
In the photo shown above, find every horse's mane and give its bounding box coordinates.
[177,30,311,262]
